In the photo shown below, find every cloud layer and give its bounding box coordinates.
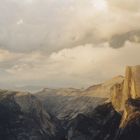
[0,0,140,52]
[0,0,140,88]
[1,41,140,88]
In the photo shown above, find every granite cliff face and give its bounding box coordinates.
[110,65,140,140]
[123,66,140,99]
[111,65,140,112]
[111,66,140,120]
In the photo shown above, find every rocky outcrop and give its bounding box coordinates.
[111,65,140,112]
[0,90,56,140]
[110,65,140,140]
[111,83,124,112]
[120,98,140,128]
[67,103,121,140]
[123,66,140,99]
[84,75,124,98]
[114,98,140,140]
[111,66,140,124]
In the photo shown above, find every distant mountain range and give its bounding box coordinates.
[36,75,123,120]
[0,65,140,140]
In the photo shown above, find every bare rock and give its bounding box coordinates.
[111,65,140,112]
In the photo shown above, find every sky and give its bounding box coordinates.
[0,0,140,90]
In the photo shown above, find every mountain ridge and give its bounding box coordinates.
[36,75,124,120]
[0,65,140,140]
[0,90,56,140]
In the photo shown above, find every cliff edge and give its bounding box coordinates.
[111,65,140,112]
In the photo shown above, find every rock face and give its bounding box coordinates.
[111,66,140,123]
[110,65,140,140]
[124,66,140,99]
[0,90,55,140]
[115,98,140,140]
[111,83,124,112]
[67,103,121,140]
[111,65,140,112]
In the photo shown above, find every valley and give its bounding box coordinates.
[0,66,140,140]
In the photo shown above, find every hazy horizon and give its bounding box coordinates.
[0,0,140,89]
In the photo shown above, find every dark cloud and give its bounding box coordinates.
[109,30,140,48]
